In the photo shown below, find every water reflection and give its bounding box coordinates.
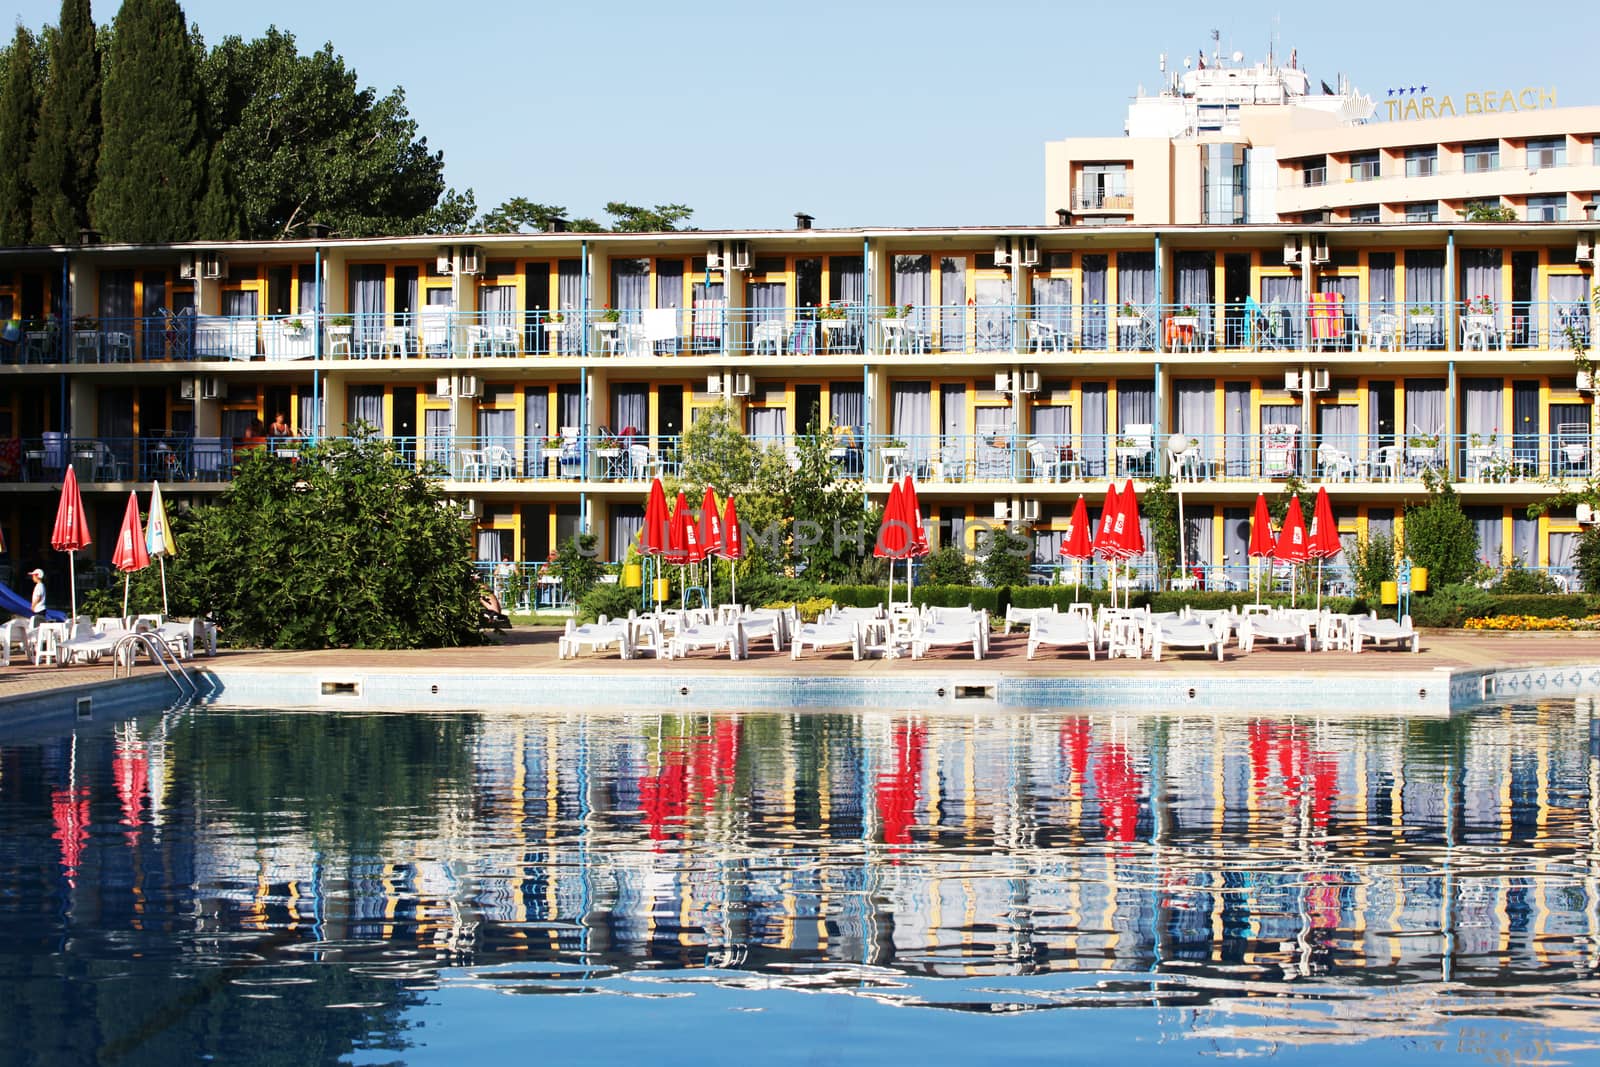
[1,704,1599,1063]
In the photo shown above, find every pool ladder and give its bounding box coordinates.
[111,632,209,702]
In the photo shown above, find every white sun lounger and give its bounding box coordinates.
[910,609,987,660]
[1003,604,1047,634]
[559,617,633,659]
[1351,613,1420,653]
[668,619,744,660]
[1152,618,1226,661]
[1239,612,1312,653]
[791,615,862,660]
[1027,611,1098,660]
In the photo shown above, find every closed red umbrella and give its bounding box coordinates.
[875,482,910,606]
[901,475,929,556]
[1117,479,1145,607]
[698,486,722,606]
[111,491,150,619]
[1059,495,1093,599]
[1247,492,1274,604]
[642,477,668,556]
[1091,483,1121,560]
[720,496,743,603]
[1274,494,1310,607]
[51,465,91,620]
[1307,486,1342,610]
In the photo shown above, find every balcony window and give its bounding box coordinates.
[1404,201,1438,222]
[1350,204,1380,223]
[1526,137,1565,170]
[1349,151,1380,182]
[1404,147,1438,177]
[1528,194,1566,221]
[1077,163,1128,210]
[1463,141,1499,173]
[1301,160,1327,186]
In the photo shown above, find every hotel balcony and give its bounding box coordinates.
[15,300,1590,364]
[22,430,1589,494]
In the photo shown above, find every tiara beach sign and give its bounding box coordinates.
[1385,87,1557,122]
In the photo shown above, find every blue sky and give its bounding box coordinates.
[6,0,1593,228]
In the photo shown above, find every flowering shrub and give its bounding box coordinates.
[1464,613,1600,631]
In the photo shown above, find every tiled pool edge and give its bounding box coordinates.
[0,673,184,736]
[188,662,1600,714]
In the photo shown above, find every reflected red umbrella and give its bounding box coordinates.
[1248,493,1275,605]
[1307,486,1342,610]
[111,491,150,619]
[51,785,90,887]
[1275,494,1309,606]
[51,465,91,620]
[113,726,149,846]
[877,721,926,851]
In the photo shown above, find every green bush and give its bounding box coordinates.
[1409,582,1495,627]
[921,546,973,586]
[910,585,1009,615]
[553,533,602,602]
[1351,534,1397,602]
[578,583,639,623]
[1489,561,1561,595]
[1576,529,1600,592]
[977,527,1031,587]
[1403,481,1479,588]
[1481,594,1593,619]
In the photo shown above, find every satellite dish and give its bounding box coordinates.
[1232,50,1244,63]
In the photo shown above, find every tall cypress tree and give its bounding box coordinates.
[92,0,204,242]
[29,0,100,243]
[0,27,42,245]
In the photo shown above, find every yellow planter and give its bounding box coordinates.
[1380,581,1398,605]
[1411,567,1428,592]
[653,578,671,602]
[622,563,642,588]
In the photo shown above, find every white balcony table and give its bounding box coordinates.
[596,447,626,479]
[73,331,101,362]
[820,318,856,352]
[543,322,570,354]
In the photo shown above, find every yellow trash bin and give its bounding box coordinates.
[1410,567,1428,593]
[1380,580,1398,605]
[622,563,642,588]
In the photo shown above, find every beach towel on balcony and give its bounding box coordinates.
[691,299,726,350]
[1309,291,1344,343]
[1262,423,1298,477]
[643,308,679,345]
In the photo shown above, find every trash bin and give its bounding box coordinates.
[1411,567,1428,593]
[1380,580,1398,605]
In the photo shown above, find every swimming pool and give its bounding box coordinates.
[1,702,1595,1065]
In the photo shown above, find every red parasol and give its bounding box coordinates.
[900,475,929,557]
[1091,483,1121,560]
[642,477,669,556]
[1060,496,1093,561]
[721,496,743,603]
[875,482,911,607]
[111,491,150,619]
[1274,494,1309,607]
[1116,480,1145,607]
[698,486,722,558]
[1306,486,1343,610]
[51,465,91,620]
[1247,492,1274,604]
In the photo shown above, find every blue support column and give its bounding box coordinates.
[1446,230,1456,354]
[312,246,322,441]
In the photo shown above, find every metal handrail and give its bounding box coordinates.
[112,631,201,701]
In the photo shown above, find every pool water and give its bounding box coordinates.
[2,703,1598,1065]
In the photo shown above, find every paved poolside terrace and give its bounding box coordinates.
[5,628,1600,720]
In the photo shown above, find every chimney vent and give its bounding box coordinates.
[546,217,569,233]
[794,212,814,230]
[1054,208,1072,227]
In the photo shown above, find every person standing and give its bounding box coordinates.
[28,568,46,625]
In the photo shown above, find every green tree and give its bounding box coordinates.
[200,28,456,238]
[1461,203,1517,222]
[676,401,764,495]
[603,201,694,232]
[553,532,602,602]
[0,26,41,245]
[978,524,1032,587]
[92,0,207,242]
[29,0,99,243]
[921,545,973,585]
[1576,528,1600,592]
[1142,474,1180,579]
[179,429,480,648]
[1402,476,1479,588]
[774,419,870,582]
[193,139,241,239]
[478,197,569,234]
[1351,532,1397,601]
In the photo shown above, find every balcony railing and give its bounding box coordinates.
[1073,190,1133,212]
[8,300,1591,370]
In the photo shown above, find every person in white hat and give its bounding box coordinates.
[28,568,46,625]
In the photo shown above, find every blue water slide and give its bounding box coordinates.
[0,581,66,622]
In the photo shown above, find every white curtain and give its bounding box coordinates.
[1175,380,1215,460]
[747,408,786,439]
[1405,379,1446,436]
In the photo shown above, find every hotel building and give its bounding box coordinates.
[1,52,1598,593]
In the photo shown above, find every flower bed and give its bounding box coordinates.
[1464,614,1600,631]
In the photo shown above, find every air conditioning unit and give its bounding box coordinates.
[1018,236,1040,267]
[456,246,483,275]
[202,253,227,279]
[460,498,481,519]
[1311,235,1330,264]
[730,240,751,270]
[1578,370,1596,391]
[1284,370,1302,391]
[994,371,1012,393]
[200,376,221,400]
[178,378,196,400]
[436,247,456,274]
[1311,368,1330,391]
[706,241,724,269]
[1019,369,1041,393]
[731,372,754,396]
[455,374,480,398]
[1579,503,1599,525]
[992,501,1012,520]
[177,257,197,281]
[435,375,454,397]
[1020,499,1041,522]
[1283,236,1302,265]
[1579,235,1596,263]
[993,237,1013,267]
[706,373,723,394]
